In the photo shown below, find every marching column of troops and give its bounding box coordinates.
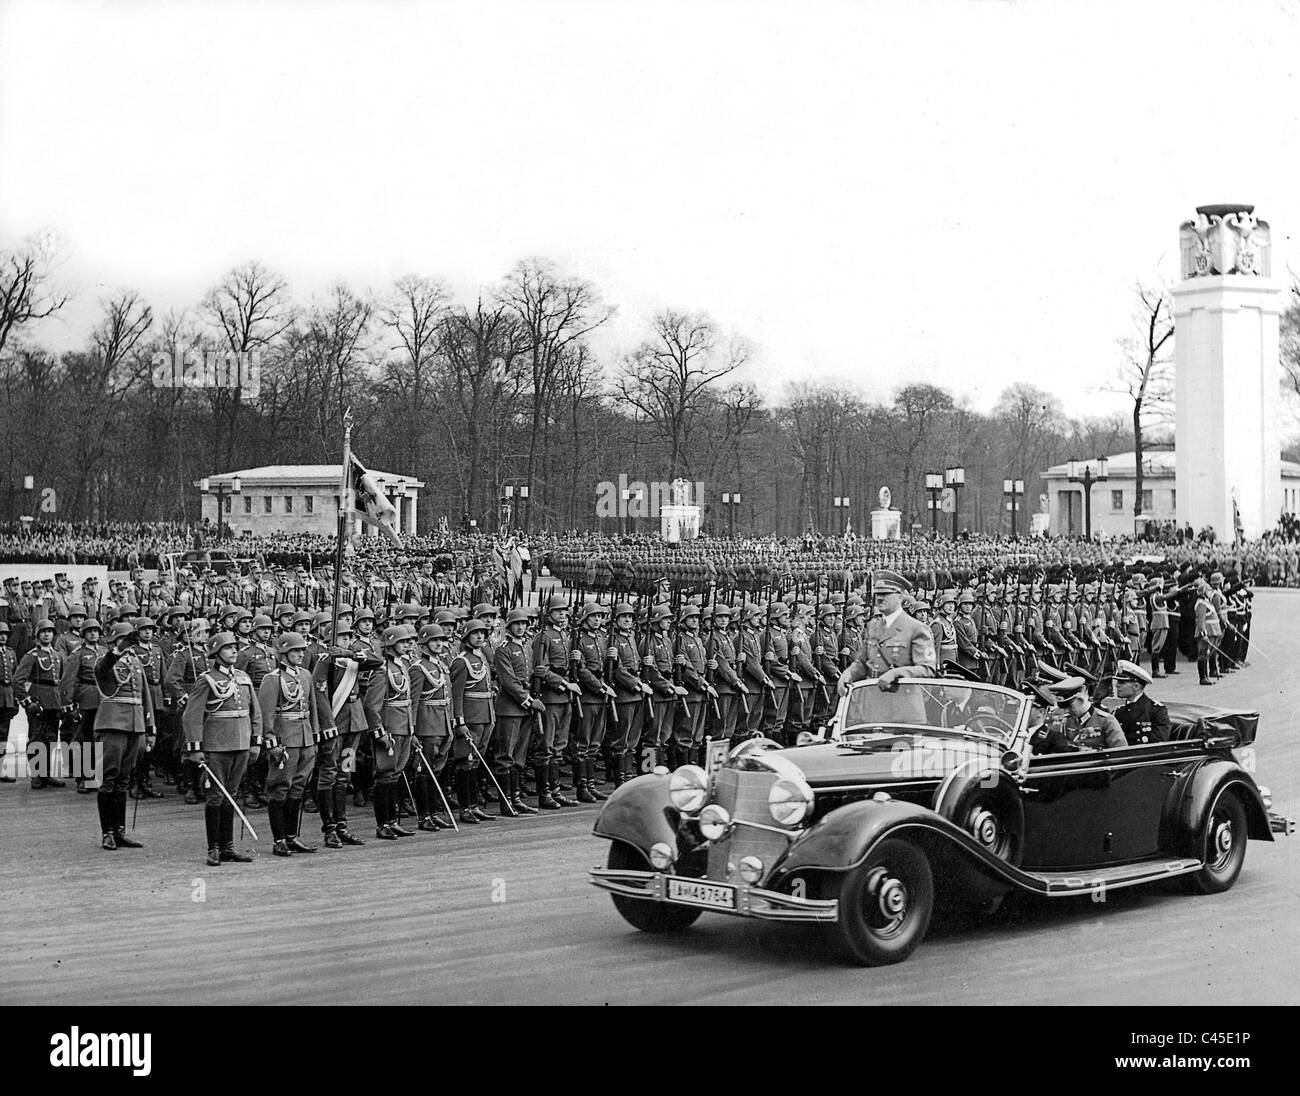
[0,556,1252,864]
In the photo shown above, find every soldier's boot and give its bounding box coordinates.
[535,764,560,810]
[98,791,118,850]
[204,801,223,865]
[269,800,293,856]
[467,769,495,823]
[585,759,608,801]
[319,788,343,848]
[497,770,520,817]
[111,791,143,848]
[218,802,252,862]
[610,754,627,788]
[575,760,596,803]
[1198,656,1212,685]
[334,785,365,845]
[285,796,317,853]
[373,785,398,839]
[414,773,438,830]
[303,782,319,814]
[510,770,537,815]
[183,760,203,804]
[550,761,578,807]
[478,769,497,806]
[457,770,482,824]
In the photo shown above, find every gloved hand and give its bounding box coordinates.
[185,750,206,766]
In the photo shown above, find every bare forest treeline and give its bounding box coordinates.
[2,245,1184,536]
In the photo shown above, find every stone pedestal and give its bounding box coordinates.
[870,509,901,540]
[660,504,700,543]
[1172,275,1282,540]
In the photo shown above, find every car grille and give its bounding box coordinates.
[705,768,793,884]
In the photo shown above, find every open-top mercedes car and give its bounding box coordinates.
[589,678,1293,965]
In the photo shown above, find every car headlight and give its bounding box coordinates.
[698,803,731,841]
[769,776,814,826]
[668,765,709,814]
[738,855,764,884]
[1258,784,1272,810]
[648,842,674,870]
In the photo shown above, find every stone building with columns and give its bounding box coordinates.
[197,465,424,537]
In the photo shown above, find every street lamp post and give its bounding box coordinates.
[1003,478,1025,539]
[925,472,944,536]
[832,495,850,535]
[721,491,741,538]
[945,466,965,541]
[1066,456,1109,540]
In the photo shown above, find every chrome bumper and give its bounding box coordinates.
[1269,812,1295,836]
[588,868,839,923]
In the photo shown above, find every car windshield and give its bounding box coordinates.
[842,681,1026,744]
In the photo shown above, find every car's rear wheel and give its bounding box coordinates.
[1183,790,1248,895]
[607,842,702,933]
[830,838,933,966]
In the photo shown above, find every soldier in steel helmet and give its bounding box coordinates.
[92,620,157,850]
[365,623,418,839]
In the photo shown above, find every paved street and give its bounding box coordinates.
[2,591,1296,1006]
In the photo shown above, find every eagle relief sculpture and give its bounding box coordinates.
[1180,204,1270,279]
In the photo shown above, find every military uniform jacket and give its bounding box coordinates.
[931,615,958,664]
[259,665,332,748]
[1195,597,1221,639]
[182,665,263,752]
[134,640,165,708]
[1114,692,1170,745]
[450,648,493,726]
[852,611,937,678]
[706,631,741,693]
[739,628,769,690]
[94,649,156,734]
[572,630,608,700]
[164,645,210,707]
[530,625,571,701]
[312,642,378,734]
[0,644,18,709]
[413,656,452,738]
[609,631,643,702]
[54,633,81,659]
[677,632,708,693]
[494,637,535,716]
[811,626,841,681]
[62,643,104,710]
[1062,705,1125,750]
[762,627,792,683]
[14,647,64,710]
[837,625,862,668]
[954,615,983,667]
[236,640,276,690]
[1044,606,1069,649]
[640,631,676,698]
[787,628,817,688]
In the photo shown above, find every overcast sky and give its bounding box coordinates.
[2,0,1298,421]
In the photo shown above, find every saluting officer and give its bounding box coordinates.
[14,619,68,789]
[181,631,263,866]
[260,631,334,854]
[93,621,157,851]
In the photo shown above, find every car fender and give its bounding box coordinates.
[932,762,1025,866]
[1170,759,1272,856]
[770,799,962,878]
[591,774,681,861]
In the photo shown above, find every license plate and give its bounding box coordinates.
[666,878,737,910]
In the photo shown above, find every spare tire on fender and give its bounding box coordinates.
[933,765,1025,867]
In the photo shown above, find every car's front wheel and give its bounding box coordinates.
[829,838,933,966]
[607,842,702,933]
[1183,790,1248,895]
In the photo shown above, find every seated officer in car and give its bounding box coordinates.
[1111,659,1170,746]
[1024,683,1069,755]
[1044,676,1126,751]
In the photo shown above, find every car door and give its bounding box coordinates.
[1020,751,1115,870]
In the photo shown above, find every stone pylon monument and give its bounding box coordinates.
[1173,204,1282,540]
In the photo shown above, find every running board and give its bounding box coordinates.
[1022,857,1202,896]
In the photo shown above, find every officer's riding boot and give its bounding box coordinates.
[510,770,537,814]
[414,772,436,830]
[334,784,365,844]
[575,759,596,802]
[535,764,559,810]
[98,791,117,850]
[269,800,292,855]
[205,801,222,866]
[468,768,495,822]
[114,790,143,847]
[183,760,202,804]
[610,753,626,788]
[219,802,252,861]
[1198,655,1212,685]
[550,760,578,806]
[285,796,317,852]
[320,787,343,847]
[585,759,608,801]
[373,785,397,839]
[497,770,519,817]
[457,769,481,824]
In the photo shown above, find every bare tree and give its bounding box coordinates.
[0,236,67,361]
[617,309,748,481]
[381,275,451,474]
[1113,281,1175,528]
[498,258,612,529]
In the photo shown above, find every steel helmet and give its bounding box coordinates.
[276,632,309,655]
[382,624,416,648]
[207,631,239,657]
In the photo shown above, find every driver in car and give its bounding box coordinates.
[1045,677,1125,751]
[836,570,937,710]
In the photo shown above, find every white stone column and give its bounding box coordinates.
[1173,275,1282,540]
[405,494,417,535]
